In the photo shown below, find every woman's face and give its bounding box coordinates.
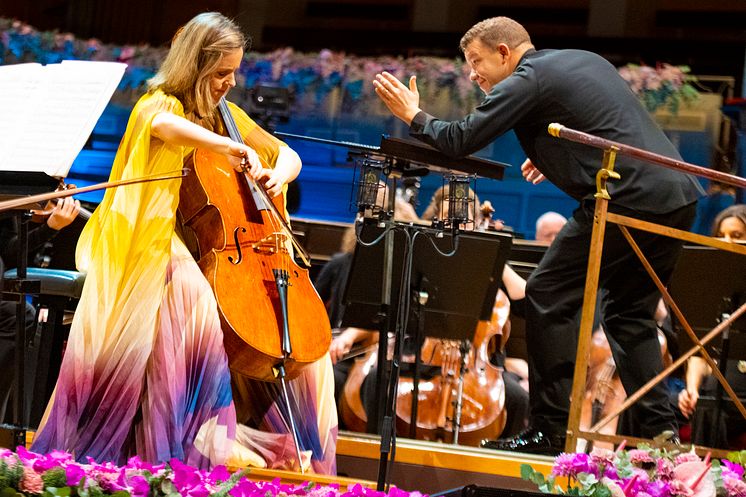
[209,48,243,104]
[717,216,746,242]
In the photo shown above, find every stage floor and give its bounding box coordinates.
[336,431,555,494]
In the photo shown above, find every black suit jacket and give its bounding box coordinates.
[410,48,704,214]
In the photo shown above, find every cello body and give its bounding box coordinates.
[178,146,331,382]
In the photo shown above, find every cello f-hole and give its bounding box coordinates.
[228,226,247,264]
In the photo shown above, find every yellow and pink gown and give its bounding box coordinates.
[30,90,337,474]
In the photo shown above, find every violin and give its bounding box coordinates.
[177,99,331,381]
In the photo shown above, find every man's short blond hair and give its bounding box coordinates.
[460,16,532,52]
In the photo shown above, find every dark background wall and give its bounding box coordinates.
[2,0,745,91]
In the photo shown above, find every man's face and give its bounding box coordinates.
[464,39,512,94]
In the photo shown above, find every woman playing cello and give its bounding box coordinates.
[31,12,337,473]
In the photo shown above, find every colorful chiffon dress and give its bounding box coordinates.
[30,90,337,474]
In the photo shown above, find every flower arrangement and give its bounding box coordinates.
[521,444,746,497]
[617,63,700,115]
[0,18,481,118]
[0,447,423,497]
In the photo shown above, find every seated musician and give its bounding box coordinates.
[534,211,567,244]
[676,204,746,449]
[711,204,745,243]
[0,197,80,424]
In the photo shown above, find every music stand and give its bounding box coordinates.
[341,218,511,489]
[669,245,746,341]
[668,244,746,446]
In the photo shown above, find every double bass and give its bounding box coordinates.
[178,99,331,381]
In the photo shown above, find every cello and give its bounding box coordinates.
[340,290,509,445]
[178,98,331,382]
[395,289,509,445]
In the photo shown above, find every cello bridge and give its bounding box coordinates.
[252,232,289,255]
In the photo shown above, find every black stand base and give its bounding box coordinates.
[0,423,26,450]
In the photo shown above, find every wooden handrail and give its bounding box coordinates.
[548,123,746,188]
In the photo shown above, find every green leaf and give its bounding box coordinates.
[520,464,537,481]
[592,484,612,497]
[44,487,72,497]
[0,487,19,497]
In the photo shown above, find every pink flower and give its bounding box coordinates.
[629,449,655,465]
[591,447,616,467]
[657,458,675,481]
[673,461,715,497]
[723,477,746,497]
[669,480,695,497]
[675,454,702,465]
[19,469,44,495]
[128,474,151,497]
[552,452,592,477]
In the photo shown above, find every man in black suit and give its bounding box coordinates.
[374,16,703,454]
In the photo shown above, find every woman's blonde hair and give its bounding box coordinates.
[148,12,247,131]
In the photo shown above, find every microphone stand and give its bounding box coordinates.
[375,176,399,492]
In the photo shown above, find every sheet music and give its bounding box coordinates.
[0,60,126,177]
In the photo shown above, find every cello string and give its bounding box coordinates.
[218,98,311,269]
[218,98,289,274]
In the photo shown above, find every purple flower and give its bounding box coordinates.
[16,447,74,473]
[552,453,593,477]
[229,477,262,497]
[645,479,672,497]
[625,469,651,495]
[65,464,87,486]
[722,461,745,480]
[169,459,212,497]
[128,475,151,497]
[125,455,166,473]
[207,465,231,484]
